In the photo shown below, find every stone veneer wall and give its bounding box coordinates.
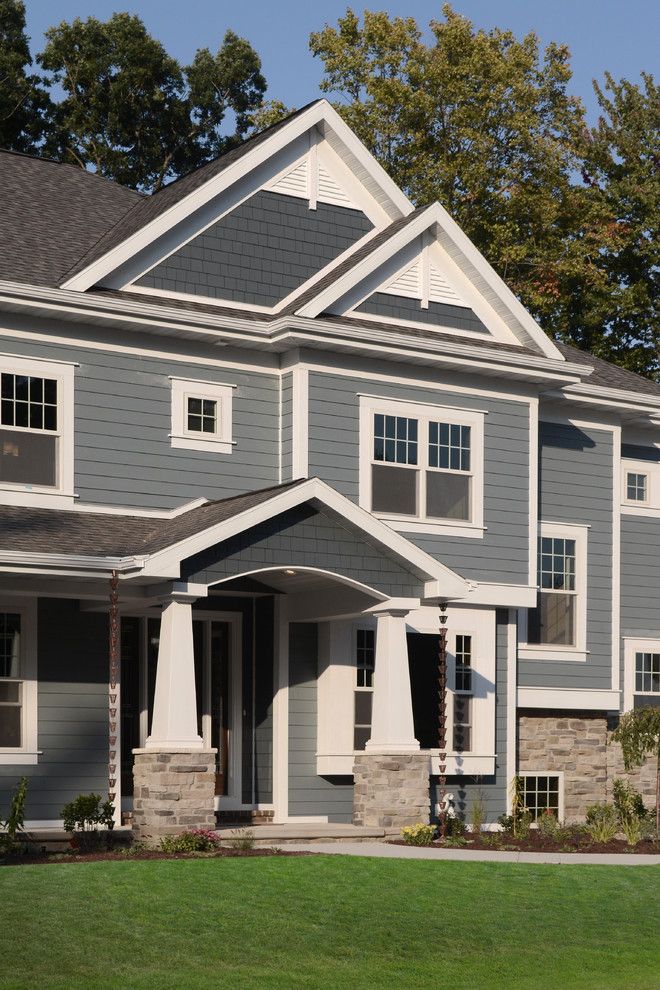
[518,711,656,821]
[353,753,431,829]
[132,749,216,843]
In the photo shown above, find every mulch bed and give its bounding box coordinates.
[390,835,659,854]
[1,846,310,866]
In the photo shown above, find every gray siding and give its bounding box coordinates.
[519,421,614,690]
[254,597,274,804]
[288,622,353,822]
[356,292,488,334]
[0,334,279,509]
[307,370,530,584]
[0,599,108,822]
[280,371,293,483]
[621,514,660,708]
[433,608,509,824]
[137,190,373,307]
[182,505,423,597]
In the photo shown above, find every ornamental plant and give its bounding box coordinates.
[610,707,660,837]
[160,829,221,853]
[61,793,114,851]
[0,776,28,855]
[401,823,436,846]
[585,803,618,844]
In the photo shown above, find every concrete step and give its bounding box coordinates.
[214,823,388,844]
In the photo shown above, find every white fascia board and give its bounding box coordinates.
[517,687,621,711]
[139,477,470,599]
[462,582,538,608]
[62,100,412,293]
[0,550,145,576]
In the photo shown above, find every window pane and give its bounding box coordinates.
[0,374,57,432]
[0,682,19,703]
[0,613,20,678]
[354,726,371,751]
[371,464,417,515]
[635,651,660,693]
[453,696,471,752]
[0,706,21,747]
[429,421,470,474]
[373,415,418,465]
[426,472,470,520]
[627,473,647,501]
[0,430,57,487]
[355,691,372,726]
[528,593,575,646]
[538,537,576,591]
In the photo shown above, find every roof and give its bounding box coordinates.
[0,150,141,286]
[0,481,307,558]
[556,342,660,398]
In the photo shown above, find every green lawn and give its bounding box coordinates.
[1,856,658,989]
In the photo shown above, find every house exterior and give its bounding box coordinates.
[0,100,657,839]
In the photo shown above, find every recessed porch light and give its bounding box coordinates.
[283,569,297,576]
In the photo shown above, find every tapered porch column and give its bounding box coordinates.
[353,600,430,830]
[132,586,216,843]
[366,606,419,754]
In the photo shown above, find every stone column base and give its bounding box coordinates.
[353,753,431,829]
[132,747,217,844]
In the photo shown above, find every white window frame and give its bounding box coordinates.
[169,376,236,453]
[518,771,565,822]
[519,521,588,663]
[359,395,485,538]
[623,637,660,710]
[621,458,660,514]
[0,354,75,507]
[353,626,375,751]
[0,598,38,765]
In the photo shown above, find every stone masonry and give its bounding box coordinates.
[518,712,656,822]
[132,748,216,844]
[353,753,431,830]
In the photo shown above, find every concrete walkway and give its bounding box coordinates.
[269,840,660,866]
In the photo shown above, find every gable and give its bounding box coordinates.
[135,188,373,308]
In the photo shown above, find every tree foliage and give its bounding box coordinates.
[38,13,266,191]
[610,707,660,836]
[0,0,50,152]
[310,6,659,377]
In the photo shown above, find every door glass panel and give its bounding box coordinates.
[211,622,230,797]
[146,618,160,734]
[120,617,141,796]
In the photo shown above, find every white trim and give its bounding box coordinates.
[0,353,75,508]
[272,596,289,823]
[528,397,539,588]
[517,687,620,711]
[170,377,234,454]
[621,457,660,513]
[611,425,621,693]
[0,597,38,764]
[623,638,660,712]
[464,583,538,608]
[63,100,412,292]
[291,366,309,478]
[518,770,565,821]
[519,521,588,662]
[506,609,517,814]
[358,395,485,536]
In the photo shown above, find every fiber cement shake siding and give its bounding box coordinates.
[307,370,530,584]
[0,600,108,821]
[518,421,614,690]
[0,333,279,509]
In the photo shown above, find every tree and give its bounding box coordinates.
[610,707,660,837]
[310,7,659,377]
[38,13,266,191]
[0,0,51,152]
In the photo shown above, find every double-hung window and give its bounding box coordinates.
[452,634,473,752]
[170,377,235,453]
[354,628,374,750]
[0,357,74,498]
[0,601,37,764]
[361,398,484,534]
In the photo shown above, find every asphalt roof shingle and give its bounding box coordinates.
[555,342,660,398]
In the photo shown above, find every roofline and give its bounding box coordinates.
[295,200,563,361]
[60,100,414,292]
[0,279,594,390]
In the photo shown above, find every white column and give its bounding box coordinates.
[272,596,289,822]
[145,594,204,749]
[366,606,419,754]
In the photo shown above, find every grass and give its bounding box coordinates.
[1,856,658,989]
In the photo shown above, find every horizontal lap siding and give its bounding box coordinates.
[280,372,293,483]
[0,335,278,509]
[308,371,530,584]
[288,622,353,822]
[0,600,108,821]
[621,515,660,702]
[519,421,613,690]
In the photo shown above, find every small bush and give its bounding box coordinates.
[469,795,486,835]
[0,777,29,856]
[498,809,533,839]
[227,829,256,851]
[620,816,643,847]
[61,793,114,834]
[444,815,465,838]
[401,823,436,846]
[160,829,220,853]
[612,779,648,847]
[537,808,560,840]
[585,803,618,844]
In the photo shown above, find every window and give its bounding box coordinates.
[455,634,472,693]
[635,652,660,693]
[361,397,484,535]
[170,377,235,453]
[354,628,374,750]
[452,633,473,752]
[0,600,37,763]
[452,696,471,752]
[626,472,647,503]
[521,774,562,821]
[528,536,576,646]
[0,358,74,498]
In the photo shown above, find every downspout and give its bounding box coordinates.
[108,570,120,826]
[438,602,449,840]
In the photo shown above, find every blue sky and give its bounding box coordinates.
[25,1,659,123]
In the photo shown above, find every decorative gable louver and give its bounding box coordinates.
[379,257,467,309]
[382,261,420,299]
[267,156,359,210]
[429,265,464,307]
[317,163,354,208]
[269,159,308,198]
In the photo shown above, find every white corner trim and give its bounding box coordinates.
[291,365,309,478]
[517,687,621,711]
[506,609,517,814]
[528,397,539,588]
[272,597,289,823]
[611,424,621,694]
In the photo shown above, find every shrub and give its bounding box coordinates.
[0,777,29,856]
[585,803,618,844]
[498,809,533,840]
[470,795,487,835]
[160,829,221,853]
[401,823,436,846]
[444,815,465,838]
[537,808,560,840]
[227,828,256,851]
[61,793,114,833]
[612,779,648,848]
